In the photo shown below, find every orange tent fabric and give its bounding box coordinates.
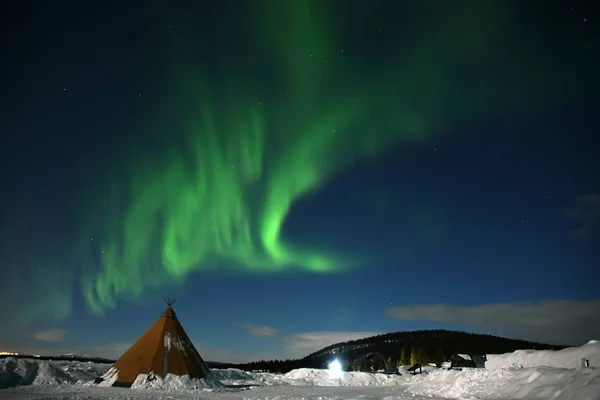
[99,300,211,387]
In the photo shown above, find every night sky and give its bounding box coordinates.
[1,1,599,363]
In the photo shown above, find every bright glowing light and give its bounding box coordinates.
[328,359,343,379]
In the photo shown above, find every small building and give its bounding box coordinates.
[470,354,488,368]
[450,353,487,369]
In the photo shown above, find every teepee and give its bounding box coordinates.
[96,298,211,387]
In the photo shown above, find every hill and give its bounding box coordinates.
[237,329,567,373]
[1,330,567,373]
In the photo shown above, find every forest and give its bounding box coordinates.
[0,329,565,374]
[228,329,565,373]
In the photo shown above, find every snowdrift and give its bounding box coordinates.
[130,372,224,390]
[282,368,404,386]
[211,368,284,386]
[486,341,600,369]
[405,367,600,400]
[0,357,109,389]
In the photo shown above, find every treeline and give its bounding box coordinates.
[234,329,565,373]
[349,346,446,371]
[0,354,116,364]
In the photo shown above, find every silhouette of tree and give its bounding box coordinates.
[410,346,418,365]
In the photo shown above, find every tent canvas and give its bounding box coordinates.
[95,298,211,387]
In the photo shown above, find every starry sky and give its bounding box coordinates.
[1,1,599,363]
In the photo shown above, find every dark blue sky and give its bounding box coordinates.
[1,1,599,362]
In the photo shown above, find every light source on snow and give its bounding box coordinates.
[328,359,343,379]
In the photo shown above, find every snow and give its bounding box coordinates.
[163,331,188,354]
[131,371,224,390]
[1,342,600,399]
[60,351,86,358]
[0,357,110,389]
[97,366,118,386]
[282,368,405,386]
[404,366,600,399]
[486,341,600,369]
[211,367,283,386]
[175,337,187,352]
[163,331,172,351]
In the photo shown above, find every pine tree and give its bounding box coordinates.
[410,346,418,365]
[400,347,407,365]
[364,357,374,371]
[373,357,385,371]
[387,356,393,371]
[351,359,359,371]
[436,348,445,365]
[341,359,350,371]
[418,348,429,365]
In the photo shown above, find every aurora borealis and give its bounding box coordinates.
[1,1,599,360]
[78,0,589,313]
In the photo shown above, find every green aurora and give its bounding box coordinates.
[77,1,585,315]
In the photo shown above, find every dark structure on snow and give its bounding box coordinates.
[450,353,487,369]
[353,351,390,371]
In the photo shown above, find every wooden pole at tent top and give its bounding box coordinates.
[164,297,176,307]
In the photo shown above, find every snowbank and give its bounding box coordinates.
[211,368,283,386]
[405,366,600,400]
[1,358,277,390]
[282,368,405,386]
[0,357,107,388]
[486,341,600,369]
[209,368,256,382]
[131,371,225,390]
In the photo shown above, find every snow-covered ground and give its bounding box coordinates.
[486,340,599,370]
[1,342,599,399]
